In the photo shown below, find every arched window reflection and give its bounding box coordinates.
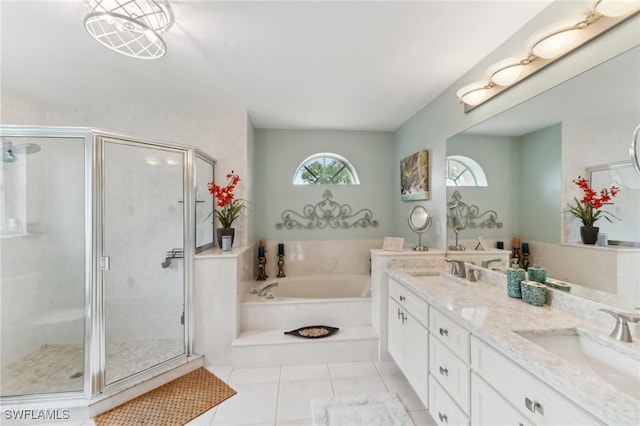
[446,155,488,187]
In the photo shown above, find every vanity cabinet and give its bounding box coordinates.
[470,336,603,425]
[387,278,429,407]
[471,372,532,426]
[429,307,471,425]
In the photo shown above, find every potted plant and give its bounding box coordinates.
[208,170,245,248]
[567,176,619,244]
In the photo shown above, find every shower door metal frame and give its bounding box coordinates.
[92,130,195,397]
[0,125,197,406]
[0,125,94,405]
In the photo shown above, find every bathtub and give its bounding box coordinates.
[240,274,372,331]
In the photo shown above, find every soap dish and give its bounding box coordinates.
[545,278,571,292]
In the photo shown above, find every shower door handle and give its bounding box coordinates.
[631,123,640,175]
[100,256,111,270]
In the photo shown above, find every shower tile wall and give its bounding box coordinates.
[1,138,85,370]
[103,144,184,343]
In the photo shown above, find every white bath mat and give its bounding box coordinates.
[311,392,414,426]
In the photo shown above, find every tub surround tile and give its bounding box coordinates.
[389,270,640,425]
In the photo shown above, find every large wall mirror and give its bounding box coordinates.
[195,151,215,252]
[446,45,640,305]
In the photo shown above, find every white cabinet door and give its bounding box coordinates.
[404,311,429,408]
[387,298,404,369]
[430,335,471,415]
[471,372,532,426]
[388,297,429,408]
[470,336,603,425]
[429,375,469,426]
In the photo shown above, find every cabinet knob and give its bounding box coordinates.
[397,308,403,320]
[399,295,406,302]
[438,412,448,423]
[439,327,448,337]
[439,366,448,376]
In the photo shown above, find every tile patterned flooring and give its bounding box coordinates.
[184,361,437,426]
[1,339,184,397]
[8,360,436,425]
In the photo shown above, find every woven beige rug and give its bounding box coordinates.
[94,367,236,426]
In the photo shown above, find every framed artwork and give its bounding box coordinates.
[401,149,429,201]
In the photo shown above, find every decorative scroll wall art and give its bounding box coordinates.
[401,149,429,201]
[275,189,379,230]
[447,190,503,230]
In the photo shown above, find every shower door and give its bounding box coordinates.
[101,138,186,385]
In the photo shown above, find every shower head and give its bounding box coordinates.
[12,143,41,154]
[2,139,41,162]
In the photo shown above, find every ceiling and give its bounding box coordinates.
[0,0,553,131]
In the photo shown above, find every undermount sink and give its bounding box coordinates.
[407,271,440,277]
[516,329,640,400]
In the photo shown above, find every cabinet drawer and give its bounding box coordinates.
[430,307,470,362]
[429,374,469,426]
[430,335,471,415]
[470,336,603,425]
[389,278,428,327]
[471,372,532,426]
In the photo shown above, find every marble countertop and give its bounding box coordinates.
[388,270,640,425]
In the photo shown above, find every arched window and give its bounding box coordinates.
[293,153,360,185]
[446,155,488,187]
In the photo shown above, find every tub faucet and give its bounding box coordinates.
[444,259,466,279]
[481,258,502,269]
[599,309,640,342]
[257,282,279,297]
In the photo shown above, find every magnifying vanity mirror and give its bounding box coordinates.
[445,46,640,306]
[408,205,432,251]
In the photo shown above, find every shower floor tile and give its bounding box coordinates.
[0,338,183,397]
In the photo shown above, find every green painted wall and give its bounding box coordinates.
[518,124,562,243]
[254,129,394,240]
[446,134,520,240]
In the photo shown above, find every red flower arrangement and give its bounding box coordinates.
[208,171,245,229]
[567,176,619,227]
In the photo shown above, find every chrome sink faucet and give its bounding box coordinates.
[467,267,481,282]
[257,282,279,298]
[599,309,640,342]
[445,259,466,279]
[481,258,502,269]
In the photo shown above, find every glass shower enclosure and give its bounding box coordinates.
[0,126,213,406]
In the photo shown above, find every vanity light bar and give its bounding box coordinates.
[456,0,640,112]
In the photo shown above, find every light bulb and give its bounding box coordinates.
[595,0,640,17]
[488,57,532,86]
[456,82,491,106]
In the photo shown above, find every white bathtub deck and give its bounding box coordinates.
[232,326,378,367]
